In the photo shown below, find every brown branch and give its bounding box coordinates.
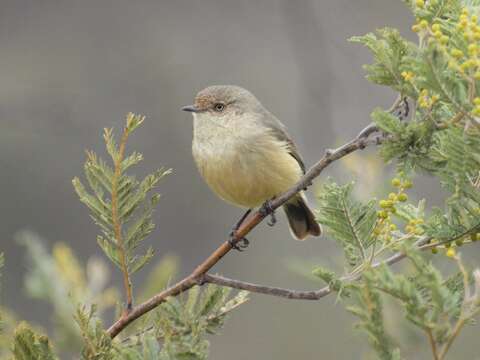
[201,274,330,300]
[201,236,432,301]
[106,123,383,338]
[111,126,133,311]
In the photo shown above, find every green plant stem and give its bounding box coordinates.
[426,328,439,360]
[112,128,133,311]
[438,318,465,360]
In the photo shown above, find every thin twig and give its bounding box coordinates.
[201,274,330,300]
[201,237,432,301]
[438,256,470,359]
[106,123,383,338]
[439,317,466,360]
[426,328,440,360]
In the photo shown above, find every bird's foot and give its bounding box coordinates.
[228,209,252,251]
[259,200,276,227]
[228,230,250,251]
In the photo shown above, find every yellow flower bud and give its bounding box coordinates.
[415,228,424,235]
[420,19,429,28]
[432,24,441,32]
[468,43,478,55]
[379,200,389,208]
[419,99,428,108]
[451,48,464,59]
[391,178,401,187]
[460,62,470,71]
[446,247,456,258]
[398,193,408,202]
[403,180,413,189]
[377,210,388,219]
[440,35,449,44]
[463,32,473,42]
[416,0,424,8]
[472,107,480,116]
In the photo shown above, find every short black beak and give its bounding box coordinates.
[181,105,198,113]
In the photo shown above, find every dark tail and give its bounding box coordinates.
[283,193,322,240]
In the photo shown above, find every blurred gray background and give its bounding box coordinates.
[1,0,477,359]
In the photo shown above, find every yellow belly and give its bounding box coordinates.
[193,135,303,208]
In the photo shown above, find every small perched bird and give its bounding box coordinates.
[182,85,321,241]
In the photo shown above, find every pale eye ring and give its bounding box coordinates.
[214,103,225,112]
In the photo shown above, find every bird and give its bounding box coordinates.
[182,85,321,245]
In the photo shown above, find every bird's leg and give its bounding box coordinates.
[259,199,276,227]
[228,209,252,251]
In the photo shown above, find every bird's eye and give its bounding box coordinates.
[213,103,225,112]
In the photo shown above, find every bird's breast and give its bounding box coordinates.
[192,125,302,208]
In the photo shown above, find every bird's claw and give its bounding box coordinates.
[228,231,250,251]
[260,200,276,227]
[267,212,277,226]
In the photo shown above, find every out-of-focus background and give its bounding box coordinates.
[1,0,477,358]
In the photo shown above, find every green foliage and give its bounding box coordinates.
[346,281,400,360]
[4,231,246,359]
[12,323,58,360]
[75,306,117,360]
[315,1,480,358]
[119,336,161,360]
[123,286,249,360]
[317,181,377,267]
[16,231,118,352]
[0,308,18,359]
[73,113,171,277]
[346,245,480,359]
[350,28,414,94]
